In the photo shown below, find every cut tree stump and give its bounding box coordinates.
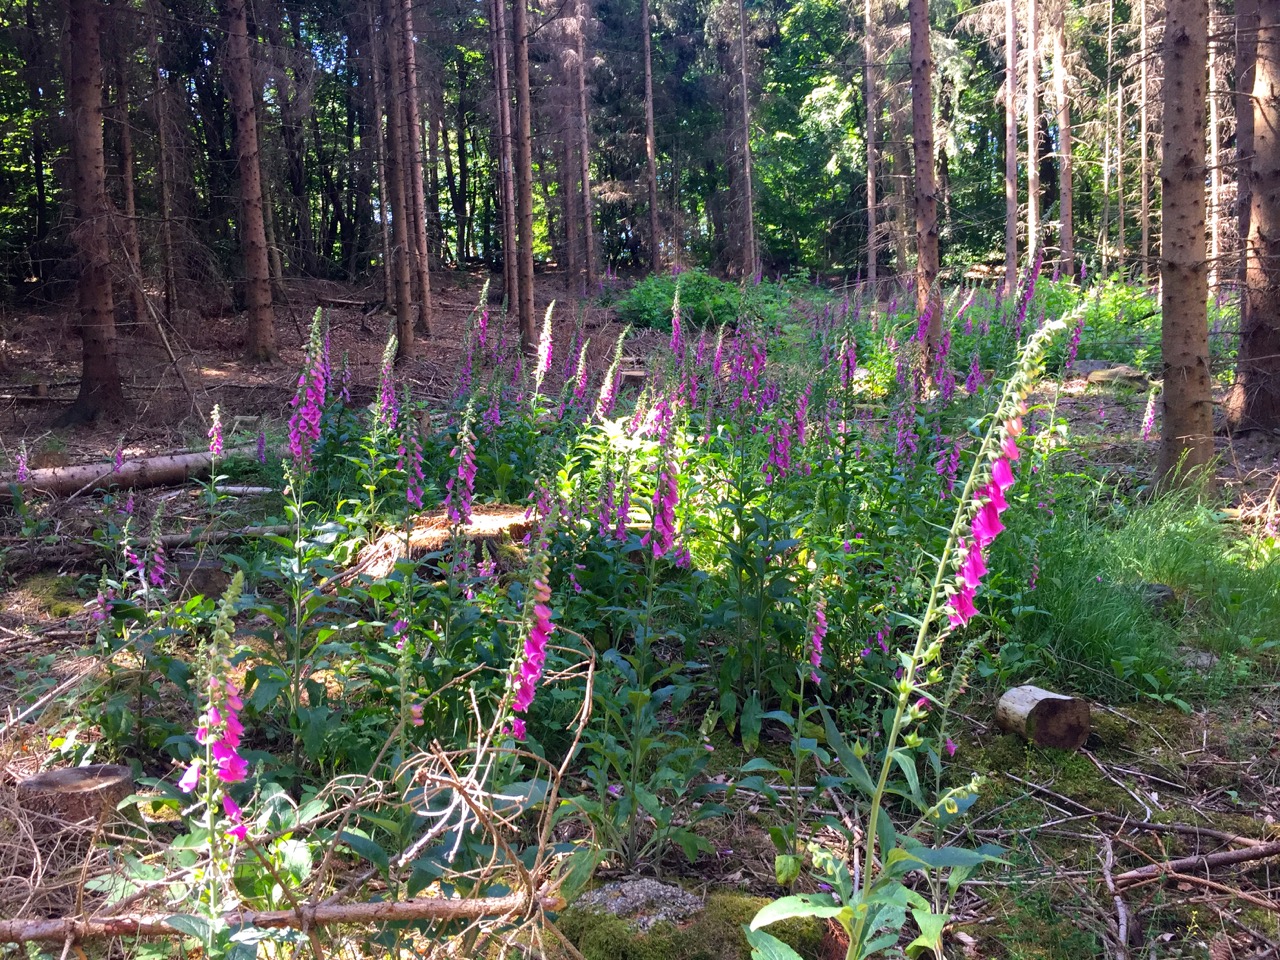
[340,506,532,584]
[995,685,1090,750]
[16,765,134,832]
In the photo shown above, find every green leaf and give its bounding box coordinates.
[820,707,876,796]
[165,914,221,944]
[889,749,924,809]
[774,854,803,887]
[337,829,389,877]
[905,909,949,958]
[751,894,848,930]
[741,694,763,754]
[744,928,806,960]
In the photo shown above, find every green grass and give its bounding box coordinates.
[991,486,1279,704]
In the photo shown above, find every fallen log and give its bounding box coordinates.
[995,685,1091,751]
[1113,840,1280,889]
[0,444,263,501]
[0,888,561,944]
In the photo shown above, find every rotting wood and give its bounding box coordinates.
[0,888,562,944]
[995,685,1091,750]
[0,444,270,501]
[1112,840,1280,889]
[341,505,532,584]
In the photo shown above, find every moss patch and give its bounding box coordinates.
[19,573,84,619]
[554,890,825,960]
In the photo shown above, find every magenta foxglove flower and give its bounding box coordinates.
[641,463,679,558]
[256,429,267,464]
[956,539,987,589]
[15,446,29,483]
[809,598,827,684]
[1141,390,1159,441]
[208,404,224,458]
[178,758,202,793]
[991,456,1015,493]
[222,794,248,841]
[971,500,1005,548]
[511,576,554,733]
[946,582,979,627]
[444,420,476,524]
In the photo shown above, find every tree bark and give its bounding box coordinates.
[489,0,518,307]
[1052,7,1073,279]
[909,0,941,349]
[513,0,536,350]
[1227,6,1280,430]
[1004,0,1018,296]
[574,0,596,289]
[1207,7,1222,290]
[114,65,148,330]
[456,51,471,266]
[59,0,125,425]
[995,685,1090,750]
[1157,0,1213,482]
[735,0,757,279]
[399,0,434,337]
[642,0,661,273]
[367,0,394,302]
[865,0,878,299]
[223,0,278,362]
[1237,0,1259,296]
[381,0,415,358]
[1025,0,1039,261]
[1140,0,1151,280]
[151,60,179,326]
[1116,77,1126,271]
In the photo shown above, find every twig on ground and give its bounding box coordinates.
[1100,837,1130,960]
[1113,841,1280,889]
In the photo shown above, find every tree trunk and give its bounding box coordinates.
[223,0,278,362]
[399,0,433,337]
[735,0,757,279]
[642,0,661,273]
[490,0,518,308]
[1140,0,1151,280]
[367,0,394,303]
[382,0,415,358]
[1101,3,1113,275]
[1157,0,1212,482]
[574,0,596,290]
[1004,0,1018,295]
[513,0,536,349]
[114,69,149,330]
[1116,79,1126,271]
[1025,0,1039,261]
[909,0,941,349]
[456,52,471,266]
[1052,7,1073,278]
[1208,7,1222,291]
[1237,0,1259,297]
[995,685,1090,750]
[151,60,179,327]
[865,0,878,299]
[1227,6,1280,430]
[59,0,125,425]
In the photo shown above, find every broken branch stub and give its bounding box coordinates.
[995,685,1090,751]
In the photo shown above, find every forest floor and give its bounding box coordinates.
[0,272,1278,959]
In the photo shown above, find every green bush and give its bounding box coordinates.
[615,269,744,331]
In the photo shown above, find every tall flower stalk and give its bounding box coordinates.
[533,301,556,398]
[845,313,1067,954]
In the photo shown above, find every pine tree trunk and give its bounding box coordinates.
[1207,7,1222,291]
[909,0,941,348]
[456,53,471,266]
[574,0,596,289]
[223,0,278,362]
[642,0,661,273]
[382,0,415,358]
[1052,8,1073,278]
[735,0,757,279]
[60,0,125,424]
[115,70,148,329]
[399,0,433,336]
[490,0,518,308]
[1116,79,1126,271]
[367,0,394,303]
[1157,0,1212,482]
[152,60,179,327]
[1025,0,1039,261]
[1237,0,1259,296]
[1004,0,1018,295]
[865,0,878,298]
[1227,5,1280,430]
[1140,0,1151,280]
[513,0,536,349]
